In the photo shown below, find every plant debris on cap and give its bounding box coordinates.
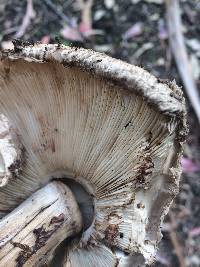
[0,43,187,266]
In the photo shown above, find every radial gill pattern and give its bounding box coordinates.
[0,45,186,266]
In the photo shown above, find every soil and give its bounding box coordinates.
[0,0,200,266]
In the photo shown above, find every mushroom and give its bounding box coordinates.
[0,43,187,266]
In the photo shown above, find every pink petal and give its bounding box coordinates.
[79,21,91,34]
[181,157,200,173]
[40,35,50,44]
[189,227,200,237]
[123,22,143,40]
[158,26,168,40]
[60,25,83,41]
[158,20,168,40]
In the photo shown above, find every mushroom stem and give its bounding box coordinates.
[0,181,83,266]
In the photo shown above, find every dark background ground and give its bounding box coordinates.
[0,0,200,266]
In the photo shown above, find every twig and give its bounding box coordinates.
[80,0,93,31]
[14,0,36,38]
[168,211,186,267]
[165,0,200,123]
[76,0,94,38]
[43,0,74,27]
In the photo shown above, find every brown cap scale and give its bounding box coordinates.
[0,44,187,266]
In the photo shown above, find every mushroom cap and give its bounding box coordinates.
[0,44,187,266]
